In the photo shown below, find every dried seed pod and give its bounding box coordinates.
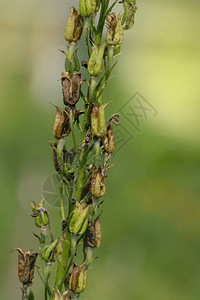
[123,1,137,30]
[102,121,115,153]
[69,264,87,294]
[61,72,71,106]
[90,167,105,198]
[11,248,38,285]
[71,73,83,105]
[90,104,99,137]
[64,7,83,42]
[106,13,124,45]
[94,216,102,248]
[53,104,62,138]
[61,72,83,106]
[98,103,108,137]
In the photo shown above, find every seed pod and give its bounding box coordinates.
[123,1,137,30]
[61,72,71,105]
[90,104,99,137]
[98,103,108,136]
[70,264,87,294]
[90,167,105,198]
[87,44,106,77]
[102,121,115,153]
[94,216,102,248]
[76,266,87,294]
[41,238,58,262]
[106,13,124,45]
[64,7,83,42]
[78,0,95,18]
[71,73,83,105]
[53,105,62,138]
[11,248,38,285]
[61,72,82,106]
[69,204,91,235]
[69,264,81,294]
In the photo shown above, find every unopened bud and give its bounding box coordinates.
[87,44,106,76]
[69,264,87,294]
[64,7,83,42]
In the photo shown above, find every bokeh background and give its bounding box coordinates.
[1,0,200,299]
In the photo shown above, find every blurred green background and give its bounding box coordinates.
[1,0,200,299]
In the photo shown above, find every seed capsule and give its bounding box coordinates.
[90,167,105,198]
[61,72,83,106]
[64,7,83,42]
[90,104,99,136]
[87,44,106,77]
[11,248,38,285]
[69,203,91,235]
[41,238,58,262]
[69,264,87,294]
[84,216,102,248]
[122,1,137,30]
[78,0,97,18]
[106,13,124,45]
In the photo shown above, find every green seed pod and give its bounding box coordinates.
[78,0,95,18]
[69,204,83,233]
[64,7,83,42]
[41,238,58,262]
[40,211,48,226]
[72,205,90,235]
[78,217,89,236]
[76,266,87,294]
[90,104,99,137]
[87,44,106,77]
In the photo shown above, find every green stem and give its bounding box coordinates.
[54,231,71,291]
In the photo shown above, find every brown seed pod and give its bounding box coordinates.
[90,167,105,198]
[84,216,102,248]
[61,72,71,106]
[70,264,81,294]
[61,72,83,106]
[11,248,38,285]
[71,73,83,105]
